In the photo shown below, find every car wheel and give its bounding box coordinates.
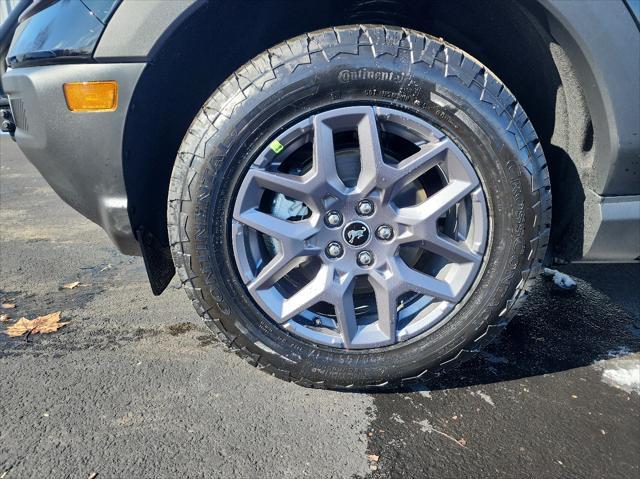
[167,25,551,389]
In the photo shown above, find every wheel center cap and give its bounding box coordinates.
[343,221,370,247]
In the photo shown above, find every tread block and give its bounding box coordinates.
[411,36,443,67]
[360,26,404,57]
[444,49,481,87]
[284,37,312,72]
[327,27,359,58]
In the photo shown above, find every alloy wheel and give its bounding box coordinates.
[232,106,488,349]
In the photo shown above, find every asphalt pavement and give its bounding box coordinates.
[1,136,639,478]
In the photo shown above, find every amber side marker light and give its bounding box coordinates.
[63,81,118,112]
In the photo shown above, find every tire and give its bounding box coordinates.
[167,25,551,390]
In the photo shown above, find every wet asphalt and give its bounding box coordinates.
[1,136,639,478]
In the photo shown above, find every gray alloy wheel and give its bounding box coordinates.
[232,106,488,349]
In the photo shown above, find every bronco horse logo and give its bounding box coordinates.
[347,227,367,244]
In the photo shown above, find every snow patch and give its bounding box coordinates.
[543,268,577,289]
[417,418,434,433]
[605,346,632,358]
[471,391,496,407]
[410,385,432,398]
[593,349,640,395]
[416,389,431,399]
[391,413,405,424]
[601,366,640,395]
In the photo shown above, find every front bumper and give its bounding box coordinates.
[2,62,145,255]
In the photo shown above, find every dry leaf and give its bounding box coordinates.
[367,454,379,462]
[1,303,16,309]
[6,318,34,337]
[63,281,80,290]
[0,314,10,323]
[5,311,69,337]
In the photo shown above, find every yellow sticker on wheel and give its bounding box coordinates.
[270,140,284,154]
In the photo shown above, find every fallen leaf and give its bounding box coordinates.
[5,311,69,337]
[88,473,98,479]
[367,454,379,462]
[0,314,10,323]
[571,394,578,399]
[1,303,15,309]
[63,281,80,290]
[5,319,31,337]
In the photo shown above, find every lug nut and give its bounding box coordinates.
[356,199,374,216]
[376,224,394,241]
[357,250,374,267]
[325,241,344,259]
[324,210,343,228]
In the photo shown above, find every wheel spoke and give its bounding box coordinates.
[390,257,458,302]
[312,116,347,196]
[234,208,316,242]
[279,265,333,322]
[422,233,482,265]
[420,179,478,220]
[332,277,358,348]
[248,252,310,293]
[368,273,398,343]
[391,139,451,192]
[396,179,479,225]
[246,168,315,206]
[236,208,319,292]
[356,108,385,193]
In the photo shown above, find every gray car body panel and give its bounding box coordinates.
[2,63,145,255]
[2,0,638,261]
[539,0,640,196]
[582,193,640,262]
[93,0,200,61]
[537,0,640,260]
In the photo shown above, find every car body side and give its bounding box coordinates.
[1,0,638,294]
